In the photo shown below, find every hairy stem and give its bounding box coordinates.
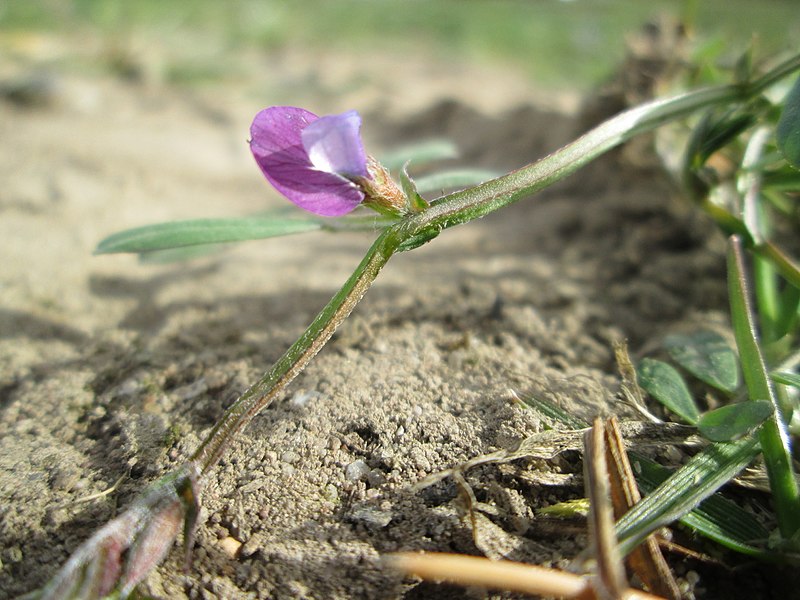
[190,53,800,477]
[191,228,401,474]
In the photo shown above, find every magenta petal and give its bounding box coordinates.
[250,106,364,216]
[301,110,368,178]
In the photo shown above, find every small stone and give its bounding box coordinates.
[345,459,370,482]
[240,537,261,557]
[323,483,339,502]
[349,506,392,529]
[281,450,301,464]
[367,469,386,488]
[219,536,242,558]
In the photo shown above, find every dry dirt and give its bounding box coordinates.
[0,31,795,600]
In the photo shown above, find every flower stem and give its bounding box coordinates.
[191,228,402,474]
[191,53,800,478]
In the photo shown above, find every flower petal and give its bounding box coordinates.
[301,110,368,178]
[250,106,365,217]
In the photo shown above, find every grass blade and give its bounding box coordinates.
[777,73,800,168]
[772,372,800,388]
[632,454,773,558]
[616,435,761,555]
[519,393,773,558]
[728,235,800,539]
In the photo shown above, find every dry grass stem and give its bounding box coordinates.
[603,417,682,600]
[389,552,666,599]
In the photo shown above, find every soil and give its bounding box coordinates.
[1,31,795,600]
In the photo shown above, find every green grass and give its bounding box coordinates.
[2,0,798,90]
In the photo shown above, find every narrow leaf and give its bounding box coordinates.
[773,283,800,340]
[637,358,700,424]
[664,330,740,393]
[513,390,589,430]
[138,244,230,264]
[95,216,322,255]
[698,400,774,442]
[777,74,800,168]
[772,371,800,389]
[616,435,761,555]
[632,454,772,558]
[519,392,774,558]
[537,499,590,518]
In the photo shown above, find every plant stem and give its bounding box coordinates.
[728,236,800,540]
[191,53,800,478]
[191,228,402,473]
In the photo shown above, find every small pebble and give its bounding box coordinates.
[323,483,339,502]
[349,506,392,529]
[281,450,300,464]
[345,459,370,482]
[219,536,242,558]
[367,469,386,488]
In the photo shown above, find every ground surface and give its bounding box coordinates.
[0,31,791,600]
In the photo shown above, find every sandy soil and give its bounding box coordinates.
[1,30,793,600]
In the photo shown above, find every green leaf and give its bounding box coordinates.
[414,169,499,194]
[632,453,773,558]
[637,358,700,424]
[537,498,589,518]
[697,400,774,442]
[513,389,589,430]
[772,371,800,388]
[396,227,440,252]
[762,168,800,191]
[773,283,800,340]
[616,435,761,556]
[517,391,774,558]
[699,112,756,167]
[399,162,429,213]
[95,215,322,255]
[733,45,754,86]
[663,330,740,393]
[777,74,800,168]
[138,243,229,264]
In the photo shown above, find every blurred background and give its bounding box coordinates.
[2,0,798,109]
[1,0,798,319]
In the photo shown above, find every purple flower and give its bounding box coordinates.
[249,106,371,217]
